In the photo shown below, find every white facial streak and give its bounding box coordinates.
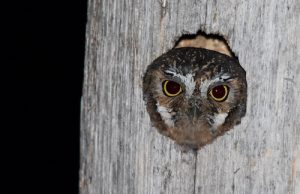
[210,112,228,132]
[156,102,174,127]
[212,113,228,128]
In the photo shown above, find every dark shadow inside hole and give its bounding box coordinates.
[173,30,237,59]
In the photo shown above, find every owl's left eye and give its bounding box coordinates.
[162,80,182,97]
[209,85,229,102]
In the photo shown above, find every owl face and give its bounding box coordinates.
[143,47,247,149]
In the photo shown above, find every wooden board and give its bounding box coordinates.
[80,0,300,193]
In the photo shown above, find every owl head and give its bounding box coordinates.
[143,47,247,149]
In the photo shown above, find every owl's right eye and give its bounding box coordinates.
[162,80,182,97]
[209,85,229,102]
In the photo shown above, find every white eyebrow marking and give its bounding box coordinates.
[165,70,195,97]
[156,102,174,127]
[200,73,231,97]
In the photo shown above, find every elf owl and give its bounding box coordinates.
[143,46,247,149]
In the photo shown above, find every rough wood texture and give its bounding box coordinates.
[80,0,300,193]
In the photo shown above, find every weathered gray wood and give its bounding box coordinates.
[80,0,300,193]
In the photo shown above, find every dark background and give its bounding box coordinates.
[6,1,87,193]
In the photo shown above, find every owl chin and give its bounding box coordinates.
[161,118,223,149]
[156,103,229,149]
[168,128,214,149]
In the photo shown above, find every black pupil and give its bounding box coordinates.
[212,85,226,98]
[166,81,180,94]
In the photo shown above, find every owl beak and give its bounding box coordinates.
[189,106,201,118]
[188,98,202,118]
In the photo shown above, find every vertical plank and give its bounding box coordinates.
[191,1,300,194]
[80,0,300,193]
[80,1,196,193]
[192,1,300,193]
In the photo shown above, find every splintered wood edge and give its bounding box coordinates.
[175,35,232,57]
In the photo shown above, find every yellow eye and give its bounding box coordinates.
[162,80,182,97]
[209,85,229,102]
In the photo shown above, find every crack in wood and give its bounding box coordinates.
[193,150,198,194]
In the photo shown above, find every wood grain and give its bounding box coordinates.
[80,0,300,193]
